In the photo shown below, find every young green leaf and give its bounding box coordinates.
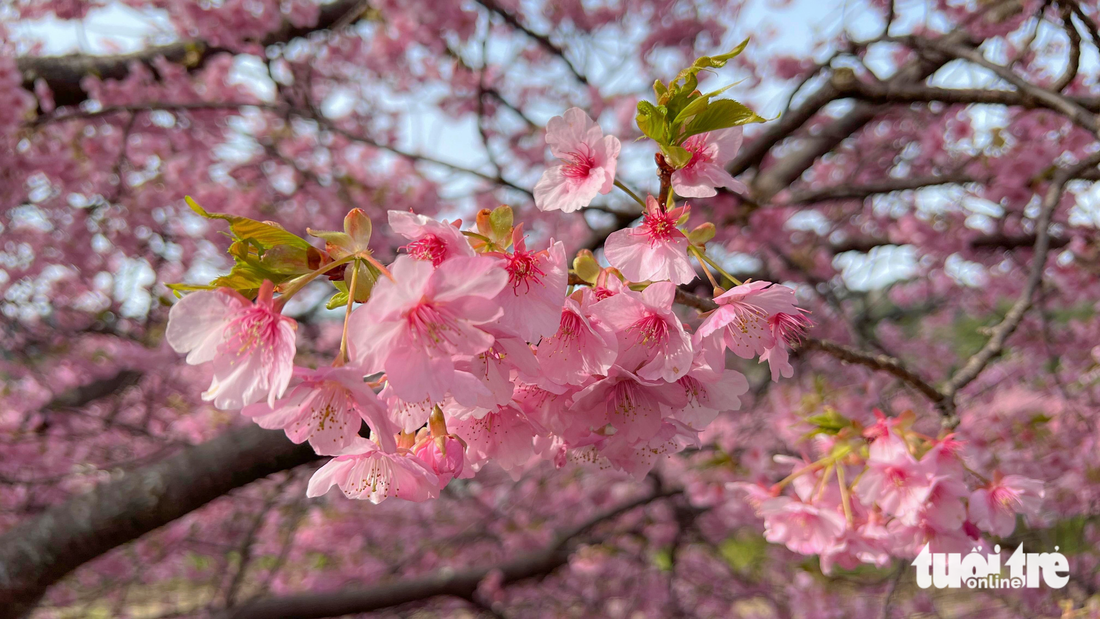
[186,196,312,250]
[636,100,670,145]
[681,99,765,141]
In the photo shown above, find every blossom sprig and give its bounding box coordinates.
[165,44,806,504]
[732,408,1045,574]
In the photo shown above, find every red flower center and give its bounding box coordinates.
[562,147,596,180]
[404,235,448,266]
[505,250,546,293]
[630,312,669,347]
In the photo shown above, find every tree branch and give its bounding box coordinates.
[798,338,946,406]
[473,0,589,85]
[942,151,1100,405]
[220,489,677,619]
[782,172,973,205]
[16,0,367,107]
[0,425,319,619]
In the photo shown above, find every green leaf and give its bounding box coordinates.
[186,196,312,250]
[661,144,692,169]
[672,94,710,127]
[326,290,349,310]
[259,244,318,275]
[178,196,323,298]
[653,79,668,103]
[670,38,749,90]
[681,99,765,141]
[166,282,216,297]
[635,100,670,145]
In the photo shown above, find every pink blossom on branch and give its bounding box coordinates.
[536,296,618,386]
[306,438,441,504]
[571,365,688,443]
[388,210,475,266]
[967,474,1045,537]
[241,366,398,455]
[349,255,508,403]
[491,230,568,343]
[604,195,696,284]
[592,281,693,382]
[533,107,621,213]
[695,280,805,362]
[166,280,296,410]
[758,496,847,556]
[855,433,933,522]
[671,127,748,198]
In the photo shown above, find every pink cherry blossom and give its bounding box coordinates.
[759,310,811,382]
[604,196,696,285]
[166,280,296,410]
[571,365,688,442]
[536,296,618,386]
[241,366,397,455]
[593,281,693,382]
[758,496,846,555]
[855,434,933,522]
[388,210,475,266]
[349,255,508,403]
[921,476,968,532]
[671,128,747,198]
[380,385,434,434]
[695,280,804,361]
[306,438,440,504]
[448,404,540,476]
[533,107,620,213]
[671,340,749,430]
[452,327,540,409]
[599,419,699,479]
[492,231,568,342]
[968,475,1045,537]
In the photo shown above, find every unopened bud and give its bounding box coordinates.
[343,208,373,250]
[414,435,466,486]
[429,405,448,438]
[573,250,601,284]
[687,222,716,246]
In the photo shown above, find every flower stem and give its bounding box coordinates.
[613,179,646,208]
[773,460,825,491]
[836,465,854,525]
[689,245,721,292]
[276,253,356,309]
[698,250,743,287]
[336,258,361,366]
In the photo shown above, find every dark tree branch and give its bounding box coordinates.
[16,0,367,107]
[783,172,974,205]
[942,151,1100,410]
[43,370,143,411]
[896,34,1100,133]
[220,489,677,619]
[798,338,946,406]
[473,0,589,86]
[0,425,320,619]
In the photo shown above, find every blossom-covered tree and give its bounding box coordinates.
[3,0,1100,618]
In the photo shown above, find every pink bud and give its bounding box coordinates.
[414,436,466,487]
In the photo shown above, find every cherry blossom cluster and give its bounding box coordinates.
[733,410,1045,573]
[164,89,803,503]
